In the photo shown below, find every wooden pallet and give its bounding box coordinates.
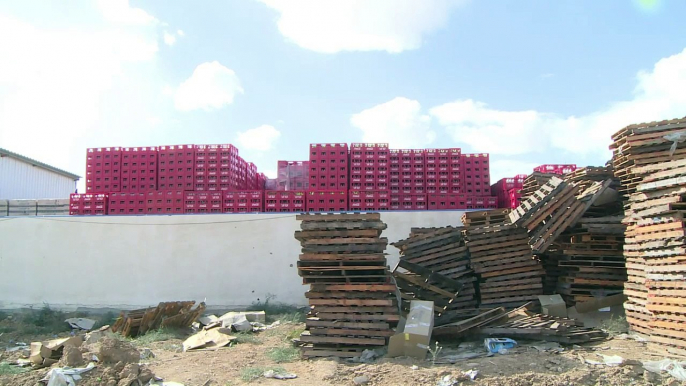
[111,301,205,338]
[461,209,511,227]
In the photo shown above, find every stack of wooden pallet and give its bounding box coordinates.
[392,227,478,314]
[391,259,463,315]
[509,176,613,254]
[461,209,511,227]
[555,215,627,305]
[464,224,544,308]
[520,172,556,201]
[112,301,205,337]
[609,118,686,354]
[295,213,400,358]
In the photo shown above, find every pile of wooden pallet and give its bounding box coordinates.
[391,259,463,315]
[555,215,627,305]
[392,227,478,315]
[461,209,511,227]
[509,176,613,254]
[464,224,544,308]
[520,172,556,201]
[294,213,400,358]
[609,118,686,355]
[112,301,205,337]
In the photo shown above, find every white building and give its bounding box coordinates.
[0,148,80,199]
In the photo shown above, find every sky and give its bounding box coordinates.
[1,0,685,191]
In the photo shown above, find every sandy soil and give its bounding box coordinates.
[2,321,685,386]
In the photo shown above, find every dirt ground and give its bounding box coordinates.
[2,314,686,386]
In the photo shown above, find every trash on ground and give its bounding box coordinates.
[643,359,686,381]
[264,369,298,380]
[351,349,382,363]
[182,327,236,351]
[484,338,517,354]
[436,375,459,386]
[353,375,370,385]
[41,362,96,386]
[65,317,96,331]
[531,342,564,353]
[140,348,156,360]
[252,320,280,331]
[111,301,205,338]
[219,312,252,332]
[463,369,479,381]
[30,336,83,368]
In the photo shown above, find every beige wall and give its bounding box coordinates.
[0,211,464,311]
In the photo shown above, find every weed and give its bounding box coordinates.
[234,332,262,345]
[132,328,186,346]
[599,315,629,336]
[20,305,70,334]
[240,366,286,382]
[0,362,28,375]
[267,347,300,363]
[428,341,443,365]
[285,327,305,341]
[247,294,305,323]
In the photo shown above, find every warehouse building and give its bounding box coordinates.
[0,147,80,199]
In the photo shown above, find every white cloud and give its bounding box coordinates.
[174,61,244,112]
[541,73,555,79]
[163,31,176,46]
[431,47,686,160]
[258,0,465,53]
[0,9,161,183]
[351,97,435,149]
[177,29,185,37]
[97,0,158,25]
[237,125,282,151]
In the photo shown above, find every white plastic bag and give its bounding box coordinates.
[663,131,686,156]
[643,359,686,381]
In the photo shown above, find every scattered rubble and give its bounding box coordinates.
[111,301,205,338]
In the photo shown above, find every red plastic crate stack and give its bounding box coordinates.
[120,147,158,192]
[448,148,462,194]
[468,196,498,210]
[158,145,195,191]
[70,193,108,215]
[349,190,390,211]
[257,173,267,190]
[350,143,389,191]
[86,148,122,193]
[277,161,309,191]
[108,192,146,215]
[492,175,526,209]
[308,143,349,191]
[390,193,427,210]
[143,190,185,214]
[427,193,467,210]
[306,191,348,212]
[264,191,306,212]
[533,164,577,175]
[223,191,263,213]
[462,153,491,196]
[219,145,241,191]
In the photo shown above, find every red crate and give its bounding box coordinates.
[306,191,348,212]
[85,147,122,193]
[264,191,305,212]
[533,164,577,175]
[427,193,467,210]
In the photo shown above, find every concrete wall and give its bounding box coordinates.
[0,211,464,311]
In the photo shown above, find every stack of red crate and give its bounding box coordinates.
[534,164,577,175]
[86,148,122,193]
[277,161,309,191]
[462,153,491,196]
[350,143,389,191]
[308,143,349,191]
[158,145,195,191]
[257,173,267,190]
[264,191,306,212]
[219,144,240,191]
[389,149,401,193]
[448,148,462,194]
[120,147,158,192]
[349,190,390,211]
[492,175,526,209]
[70,193,108,215]
[108,192,146,215]
[390,193,427,210]
[143,190,185,214]
[468,196,498,209]
[427,193,466,210]
[306,191,347,212]
[184,191,222,214]
[424,149,438,194]
[223,191,263,213]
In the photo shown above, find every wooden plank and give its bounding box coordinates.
[306,320,390,329]
[297,213,381,221]
[299,334,386,346]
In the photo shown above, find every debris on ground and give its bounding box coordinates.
[182,327,236,351]
[111,301,205,338]
[484,338,517,354]
[41,362,95,386]
[98,337,140,364]
[643,359,686,381]
[263,369,297,380]
[29,336,83,368]
[64,318,96,331]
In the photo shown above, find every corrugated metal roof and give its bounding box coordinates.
[0,148,80,180]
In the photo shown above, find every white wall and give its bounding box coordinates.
[0,211,464,311]
[0,156,76,199]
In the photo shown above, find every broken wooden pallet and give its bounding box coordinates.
[111,301,205,338]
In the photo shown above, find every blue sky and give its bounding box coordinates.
[1,0,685,191]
